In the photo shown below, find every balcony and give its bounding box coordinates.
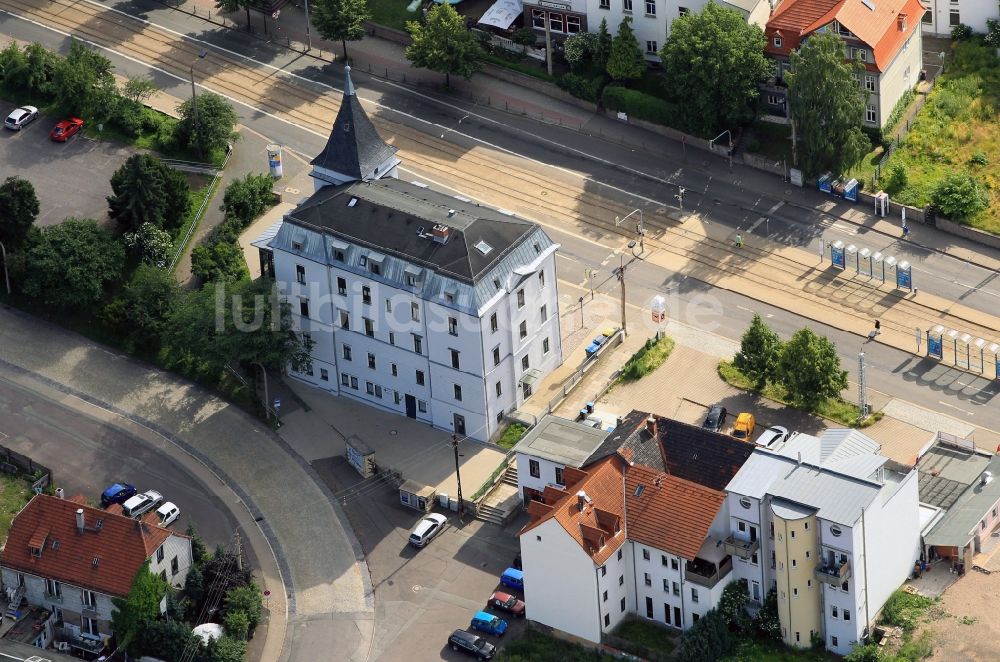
[722,534,760,560]
[685,555,733,589]
[815,560,852,586]
[43,592,63,603]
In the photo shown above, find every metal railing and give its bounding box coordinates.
[167,145,234,273]
[471,450,516,503]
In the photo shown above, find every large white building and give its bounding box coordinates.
[518,412,756,643]
[724,429,921,655]
[918,0,998,36]
[255,68,563,441]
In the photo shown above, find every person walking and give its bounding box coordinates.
[735,234,743,248]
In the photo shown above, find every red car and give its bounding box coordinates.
[50,118,84,142]
[489,591,525,617]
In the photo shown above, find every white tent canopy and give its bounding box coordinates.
[478,0,522,29]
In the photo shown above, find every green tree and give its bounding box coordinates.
[659,3,770,135]
[184,565,205,604]
[51,39,117,120]
[121,75,157,105]
[176,92,239,160]
[123,222,173,267]
[405,4,483,88]
[674,609,734,662]
[787,32,869,177]
[884,163,908,196]
[223,173,276,226]
[187,523,209,566]
[754,588,781,639]
[207,635,247,662]
[733,314,782,389]
[224,583,263,636]
[191,241,250,283]
[134,618,203,660]
[108,154,191,232]
[0,42,58,95]
[717,580,751,633]
[101,265,180,353]
[216,0,254,31]
[777,327,848,409]
[0,176,40,250]
[311,0,370,59]
[563,32,599,72]
[111,561,170,654]
[224,608,250,640]
[931,173,989,221]
[594,18,613,71]
[23,218,125,311]
[606,17,644,83]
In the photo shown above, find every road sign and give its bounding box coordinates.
[274,398,282,410]
[264,590,270,596]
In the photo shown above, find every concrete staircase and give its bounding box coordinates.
[476,482,521,526]
[478,501,510,526]
[4,587,24,619]
[501,463,518,488]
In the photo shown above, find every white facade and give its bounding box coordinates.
[516,453,567,497]
[0,568,115,638]
[149,534,195,590]
[919,0,998,35]
[277,238,562,442]
[870,25,923,127]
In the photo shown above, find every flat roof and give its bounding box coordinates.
[512,415,609,467]
[918,440,991,509]
[924,456,1000,547]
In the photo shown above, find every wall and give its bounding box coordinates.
[1,568,115,636]
[149,534,194,590]
[516,452,568,498]
[820,520,861,655]
[728,493,769,603]
[521,518,603,642]
[920,0,996,35]
[772,510,822,649]
[876,28,922,128]
[936,216,1000,250]
[479,64,598,114]
[629,541,687,629]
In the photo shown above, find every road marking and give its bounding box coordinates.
[736,305,753,312]
[747,217,767,233]
[938,400,973,416]
[767,201,785,215]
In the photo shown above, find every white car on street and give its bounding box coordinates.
[408,513,447,548]
[5,106,38,130]
[122,490,164,518]
[155,502,180,527]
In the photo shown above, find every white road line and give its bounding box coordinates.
[747,217,767,233]
[938,400,973,415]
[736,305,753,312]
[767,201,785,214]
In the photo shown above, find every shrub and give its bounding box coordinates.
[564,31,599,71]
[601,86,679,126]
[224,583,263,637]
[556,73,604,102]
[931,173,989,220]
[191,241,249,282]
[950,23,973,40]
[884,87,915,133]
[620,335,674,381]
[879,590,933,632]
[222,173,276,228]
[986,18,1000,48]
[511,27,537,46]
[969,152,989,166]
[885,164,908,195]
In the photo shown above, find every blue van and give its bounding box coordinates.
[499,567,523,591]
[470,611,508,637]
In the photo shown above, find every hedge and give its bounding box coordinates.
[556,73,605,103]
[601,85,679,127]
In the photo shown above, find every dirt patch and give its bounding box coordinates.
[917,570,1000,661]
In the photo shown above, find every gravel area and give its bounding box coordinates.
[918,571,1000,662]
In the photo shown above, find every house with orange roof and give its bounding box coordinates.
[0,493,193,655]
[761,0,924,129]
[517,413,755,644]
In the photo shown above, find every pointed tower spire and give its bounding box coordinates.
[310,66,399,189]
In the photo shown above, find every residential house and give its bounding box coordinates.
[916,432,1000,568]
[725,429,920,655]
[518,412,755,643]
[918,0,998,36]
[512,414,609,503]
[0,494,193,652]
[254,68,563,442]
[761,0,924,129]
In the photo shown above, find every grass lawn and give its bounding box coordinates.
[367,0,420,32]
[611,618,677,660]
[863,39,1000,232]
[496,422,527,450]
[0,473,37,542]
[746,120,794,163]
[619,335,675,382]
[170,176,219,268]
[722,639,839,661]
[717,360,881,428]
[498,630,615,661]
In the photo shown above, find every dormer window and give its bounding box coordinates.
[30,546,41,558]
[334,250,345,262]
[292,240,303,251]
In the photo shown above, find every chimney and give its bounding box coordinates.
[797,452,803,465]
[576,490,591,511]
[431,224,451,244]
[898,14,906,31]
[645,415,657,438]
[55,488,65,499]
[75,508,85,533]
[981,471,993,486]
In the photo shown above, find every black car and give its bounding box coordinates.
[703,405,728,432]
[448,629,496,660]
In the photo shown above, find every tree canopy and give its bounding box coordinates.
[0,176,40,250]
[111,561,169,654]
[176,92,239,160]
[22,218,124,311]
[108,154,191,232]
[606,17,644,83]
[659,2,770,136]
[931,173,989,220]
[310,0,370,59]
[51,39,116,120]
[594,19,613,72]
[101,264,180,354]
[405,4,483,88]
[777,327,848,408]
[787,32,869,177]
[733,314,782,389]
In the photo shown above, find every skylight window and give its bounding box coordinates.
[474,240,493,256]
[347,197,358,207]
[634,485,645,497]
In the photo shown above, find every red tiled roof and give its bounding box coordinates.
[0,494,176,598]
[624,465,726,561]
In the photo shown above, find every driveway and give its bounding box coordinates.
[0,100,132,227]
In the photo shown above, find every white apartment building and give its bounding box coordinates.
[724,429,921,656]
[918,0,998,35]
[511,414,609,502]
[255,68,563,442]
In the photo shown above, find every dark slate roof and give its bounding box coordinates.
[310,66,398,181]
[285,178,537,284]
[586,411,755,492]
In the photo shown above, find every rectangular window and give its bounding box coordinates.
[343,345,352,361]
[495,381,502,397]
[620,597,626,612]
[156,546,165,563]
[411,302,420,322]
[333,249,344,262]
[490,313,498,333]
[451,349,460,370]
[864,75,875,91]
[600,0,609,8]
[543,338,551,354]
[341,373,350,387]
[364,318,374,337]
[554,467,564,485]
[391,363,397,376]
[83,590,97,608]
[671,558,679,571]
[949,9,960,26]
[922,9,932,24]
[844,609,851,621]
[645,596,653,618]
[644,572,652,586]
[645,0,655,15]
[662,555,669,567]
[691,588,699,603]
[389,332,395,346]
[320,368,329,381]
[549,14,563,34]
[454,384,462,401]
[604,614,610,627]
[367,353,376,369]
[832,636,839,647]
[385,299,392,313]
[448,317,458,336]
[532,8,545,28]
[855,48,868,62]
[521,355,530,371]
[340,310,349,329]
[538,270,545,288]
[362,286,371,305]
[642,548,650,561]
[540,305,547,322]
[394,391,401,405]
[623,0,632,11]
[493,346,501,366]
[296,265,305,284]
[678,6,689,15]
[418,400,427,413]
[519,321,528,339]
[566,15,581,33]
[415,370,425,386]
[832,606,839,619]
[337,277,346,295]
[530,459,540,478]
[299,299,310,318]
[672,581,679,596]
[375,385,382,398]
[619,575,624,586]
[171,556,179,575]
[646,40,658,54]
[866,105,877,123]
[413,335,423,354]
[517,289,525,308]
[351,376,358,390]
[366,381,375,395]
[663,578,669,591]
[773,36,782,48]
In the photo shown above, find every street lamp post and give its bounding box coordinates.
[303,0,312,50]
[190,50,208,155]
[615,255,627,337]
[615,209,645,255]
[710,130,734,168]
[252,361,270,422]
[0,241,10,295]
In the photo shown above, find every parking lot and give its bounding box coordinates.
[314,456,526,661]
[1,100,134,226]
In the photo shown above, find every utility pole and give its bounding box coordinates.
[234,531,244,572]
[0,241,10,295]
[190,50,208,155]
[452,435,464,518]
[303,0,312,50]
[858,351,868,421]
[616,256,627,337]
[544,14,553,77]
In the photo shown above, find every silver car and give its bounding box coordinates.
[5,106,38,130]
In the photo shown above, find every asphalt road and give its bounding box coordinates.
[0,371,244,554]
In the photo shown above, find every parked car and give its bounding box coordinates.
[100,482,137,507]
[122,490,163,518]
[470,611,508,637]
[155,502,180,527]
[755,426,790,448]
[702,405,728,432]
[447,629,496,660]
[489,591,525,617]
[4,106,38,130]
[731,412,756,441]
[499,567,524,591]
[49,117,84,142]
[408,513,447,548]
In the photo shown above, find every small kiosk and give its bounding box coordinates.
[399,480,436,513]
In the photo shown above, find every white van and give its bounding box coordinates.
[122,490,163,518]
